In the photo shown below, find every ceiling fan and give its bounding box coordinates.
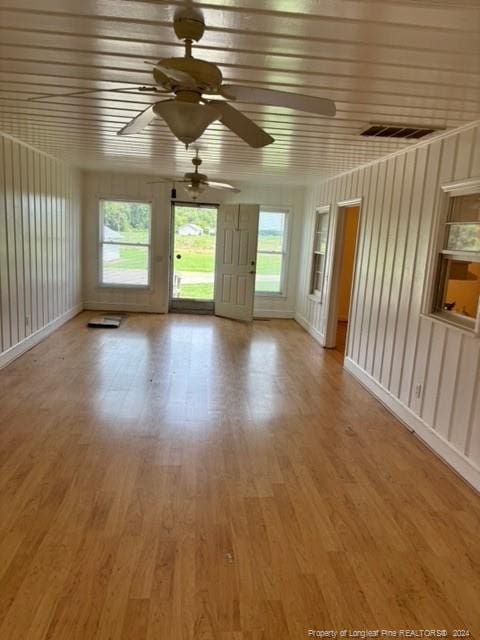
[148,151,240,200]
[29,9,336,148]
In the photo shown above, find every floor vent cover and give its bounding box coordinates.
[360,124,442,139]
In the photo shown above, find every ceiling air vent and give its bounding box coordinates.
[360,124,441,140]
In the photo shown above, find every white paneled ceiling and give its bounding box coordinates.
[0,0,479,185]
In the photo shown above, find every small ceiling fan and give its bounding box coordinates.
[29,9,336,149]
[148,151,240,200]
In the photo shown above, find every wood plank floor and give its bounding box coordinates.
[0,312,479,639]
[335,321,348,357]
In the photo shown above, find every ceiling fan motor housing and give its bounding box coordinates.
[184,171,208,183]
[153,58,222,94]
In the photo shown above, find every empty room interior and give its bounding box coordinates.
[1,1,480,638]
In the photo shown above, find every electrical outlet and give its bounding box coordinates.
[415,384,422,399]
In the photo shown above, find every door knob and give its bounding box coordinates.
[176,254,182,259]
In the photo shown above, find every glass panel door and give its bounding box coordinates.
[170,203,218,313]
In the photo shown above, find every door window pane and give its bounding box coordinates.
[173,205,217,300]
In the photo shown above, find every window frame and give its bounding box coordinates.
[255,206,291,297]
[98,197,153,289]
[428,179,480,335]
[309,206,331,303]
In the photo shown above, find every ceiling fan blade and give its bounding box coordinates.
[144,61,196,85]
[220,85,336,116]
[147,179,191,184]
[205,181,240,192]
[28,86,167,102]
[117,104,156,136]
[29,88,105,101]
[210,102,274,148]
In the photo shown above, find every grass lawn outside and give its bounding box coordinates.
[106,234,283,298]
[180,283,215,299]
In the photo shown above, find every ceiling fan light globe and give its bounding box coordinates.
[184,180,206,201]
[184,181,205,193]
[153,100,219,146]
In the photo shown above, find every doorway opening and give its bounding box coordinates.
[336,205,359,355]
[170,202,218,314]
[325,203,361,355]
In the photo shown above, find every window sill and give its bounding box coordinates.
[440,249,480,260]
[255,291,286,298]
[97,283,152,292]
[422,312,479,337]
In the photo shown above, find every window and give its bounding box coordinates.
[99,199,152,287]
[310,208,330,301]
[433,189,480,332]
[255,208,289,295]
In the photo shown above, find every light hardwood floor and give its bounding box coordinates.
[335,321,348,358]
[1,312,479,639]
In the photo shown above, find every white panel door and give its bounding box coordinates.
[214,204,259,322]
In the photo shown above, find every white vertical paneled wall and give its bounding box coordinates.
[0,133,82,368]
[83,172,304,318]
[296,122,480,490]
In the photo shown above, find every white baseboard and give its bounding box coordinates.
[344,356,480,492]
[0,304,83,370]
[86,302,290,319]
[294,312,325,345]
[84,301,166,314]
[254,309,295,319]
